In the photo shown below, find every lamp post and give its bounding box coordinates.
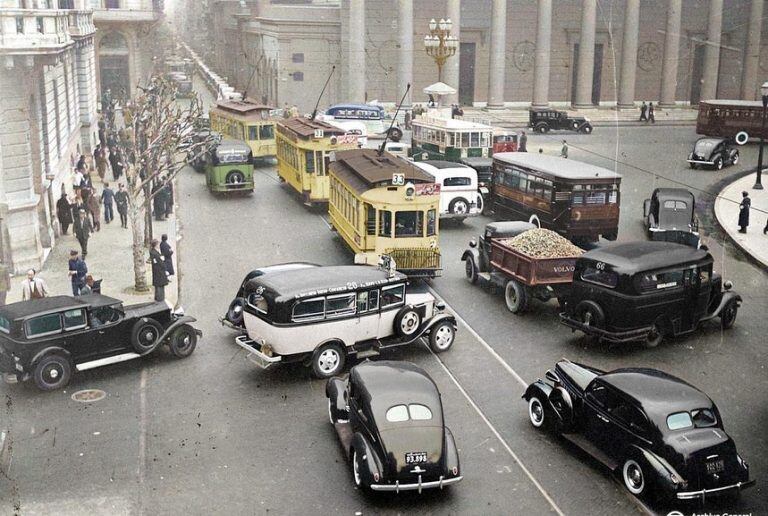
[423,18,458,82]
[754,81,768,190]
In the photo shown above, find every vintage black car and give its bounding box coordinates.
[459,157,492,194]
[560,242,740,347]
[529,108,593,134]
[687,137,739,170]
[326,361,462,493]
[462,221,536,283]
[523,360,754,501]
[0,295,201,391]
[643,188,700,248]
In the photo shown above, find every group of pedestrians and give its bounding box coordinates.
[639,101,656,123]
[149,234,175,301]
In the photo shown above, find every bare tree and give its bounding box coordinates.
[119,77,212,292]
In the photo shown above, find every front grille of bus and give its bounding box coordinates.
[385,248,441,271]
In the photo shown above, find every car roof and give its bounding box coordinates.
[695,137,726,146]
[413,161,475,178]
[579,241,709,275]
[0,294,121,321]
[652,188,695,203]
[493,153,622,181]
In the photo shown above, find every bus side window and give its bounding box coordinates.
[369,289,380,311]
[379,210,392,237]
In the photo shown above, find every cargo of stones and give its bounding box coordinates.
[497,228,584,259]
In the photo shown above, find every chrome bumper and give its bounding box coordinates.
[370,475,463,493]
[234,335,282,369]
[686,159,715,165]
[676,479,755,500]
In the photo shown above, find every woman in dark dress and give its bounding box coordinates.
[738,191,750,233]
[160,234,174,276]
[56,193,73,235]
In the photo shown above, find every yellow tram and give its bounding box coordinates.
[328,148,442,278]
[209,99,277,159]
[276,117,359,204]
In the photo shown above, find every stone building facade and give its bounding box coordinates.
[197,0,767,113]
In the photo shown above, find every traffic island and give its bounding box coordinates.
[714,171,768,271]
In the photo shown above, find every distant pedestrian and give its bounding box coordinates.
[98,119,106,146]
[561,140,569,159]
[68,249,88,296]
[87,192,101,231]
[639,101,648,122]
[164,181,174,217]
[95,144,108,181]
[74,209,93,257]
[73,168,85,193]
[149,239,168,302]
[648,102,656,124]
[115,183,129,228]
[152,181,166,221]
[538,148,544,154]
[519,131,528,152]
[109,147,123,181]
[21,269,48,300]
[0,262,10,306]
[738,191,750,233]
[404,110,412,130]
[76,154,87,173]
[290,105,300,118]
[283,102,290,119]
[101,182,115,224]
[160,234,175,276]
[427,94,436,107]
[56,192,73,235]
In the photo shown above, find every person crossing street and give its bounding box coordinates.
[101,182,115,224]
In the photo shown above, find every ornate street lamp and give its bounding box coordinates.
[424,18,458,82]
[754,81,768,190]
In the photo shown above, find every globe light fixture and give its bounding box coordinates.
[424,17,458,82]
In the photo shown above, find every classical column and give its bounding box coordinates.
[487,0,507,109]
[659,0,682,107]
[348,0,366,103]
[617,0,639,108]
[741,0,764,100]
[700,0,723,102]
[445,0,461,105]
[532,0,552,107]
[398,0,413,106]
[573,0,597,107]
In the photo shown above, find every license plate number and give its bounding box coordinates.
[405,452,428,464]
[706,459,724,474]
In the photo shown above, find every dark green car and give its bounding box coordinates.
[204,139,254,194]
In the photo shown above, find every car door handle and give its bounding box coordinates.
[597,414,609,423]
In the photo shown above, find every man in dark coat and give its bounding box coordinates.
[101,182,115,224]
[519,131,528,152]
[648,102,656,124]
[163,181,173,217]
[149,239,169,301]
[152,181,166,221]
[68,249,88,296]
[109,147,123,181]
[639,101,648,121]
[738,191,750,233]
[74,209,93,257]
[160,234,174,276]
[115,183,129,228]
[56,193,73,235]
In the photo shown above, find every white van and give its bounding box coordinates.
[412,160,484,220]
[383,141,411,158]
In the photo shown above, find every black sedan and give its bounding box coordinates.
[326,361,462,493]
[0,294,201,391]
[687,137,739,170]
[523,360,754,502]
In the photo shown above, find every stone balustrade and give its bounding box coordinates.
[67,10,96,38]
[0,9,72,53]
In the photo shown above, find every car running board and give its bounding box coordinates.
[76,352,141,372]
[560,433,619,471]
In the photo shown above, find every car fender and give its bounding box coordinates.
[702,290,742,321]
[629,444,684,495]
[351,432,383,483]
[444,426,461,476]
[159,315,202,343]
[461,247,480,265]
[30,346,71,370]
[422,313,457,333]
[325,377,347,413]
[522,380,553,402]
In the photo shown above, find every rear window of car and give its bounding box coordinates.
[662,200,687,210]
[385,404,433,423]
[0,316,9,334]
[637,270,684,293]
[667,409,717,430]
[580,267,618,288]
[443,176,471,187]
[25,313,62,338]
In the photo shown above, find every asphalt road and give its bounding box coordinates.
[1,108,766,514]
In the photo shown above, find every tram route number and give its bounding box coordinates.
[392,173,405,186]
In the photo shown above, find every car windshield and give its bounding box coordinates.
[385,404,433,423]
[667,409,717,430]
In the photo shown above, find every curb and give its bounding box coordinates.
[487,121,696,129]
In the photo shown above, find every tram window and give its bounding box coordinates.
[379,210,392,237]
[426,209,436,236]
[586,191,606,204]
[260,125,274,140]
[315,151,324,175]
[470,132,480,147]
[461,133,469,148]
[249,126,259,140]
[395,211,424,238]
[366,204,376,235]
[305,150,315,174]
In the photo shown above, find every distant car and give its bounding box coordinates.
[383,141,410,159]
[523,360,754,501]
[642,188,700,248]
[412,160,485,220]
[687,137,739,170]
[326,361,462,493]
[0,295,201,391]
[529,108,593,134]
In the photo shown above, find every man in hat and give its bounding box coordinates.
[738,191,751,233]
[68,250,88,296]
[148,239,168,302]
[74,209,93,257]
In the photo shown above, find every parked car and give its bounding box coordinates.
[412,160,484,219]
[687,137,739,170]
[0,295,201,391]
[523,359,754,501]
[326,361,462,492]
[529,108,593,134]
[234,265,457,378]
[643,188,700,248]
[560,242,741,347]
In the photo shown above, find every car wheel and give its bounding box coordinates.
[720,300,738,329]
[428,320,455,353]
[575,300,605,329]
[448,197,470,216]
[580,124,593,134]
[622,459,646,496]
[226,297,245,327]
[714,157,723,170]
[643,322,664,348]
[527,395,548,429]
[504,280,527,314]
[535,123,549,134]
[689,162,697,169]
[464,256,478,284]
[130,318,164,355]
[475,194,484,214]
[388,127,403,142]
[352,449,368,490]
[169,324,198,358]
[226,170,246,185]
[731,151,739,165]
[394,305,422,339]
[33,354,72,391]
[311,342,346,379]
[571,121,580,131]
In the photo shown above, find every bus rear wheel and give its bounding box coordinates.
[734,131,749,145]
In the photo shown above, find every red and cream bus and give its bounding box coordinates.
[696,100,768,145]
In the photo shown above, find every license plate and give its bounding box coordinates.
[405,451,428,464]
[705,459,725,474]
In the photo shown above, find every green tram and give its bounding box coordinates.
[203,139,254,195]
[411,113,494,162]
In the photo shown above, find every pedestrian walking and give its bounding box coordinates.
[152,181,166,221]
[561,140,569,159]
[56,192,73,235]
[95,144,108,181]
[101,182,115,224]
[160,234,175,276]
[738,191,750,233]
[87,192,101,231]
[68,249,88,296]
[76,154,87,173]
[519,131,528,152]
[115,183,129,228]
[164,181,173,217]
[648,102,656,124]
[73,168,85,194]
[74,209,93,257]
[21,269,48,301]
[0,262,10,306]
[149,239,168,302]
[404,110,412,130]
[98,119,106,147]
[639,101,648,122]
[109,148,124,181]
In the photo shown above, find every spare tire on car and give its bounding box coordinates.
[226,297,246,327]
[131,318,164,355]
[394,305,422,339]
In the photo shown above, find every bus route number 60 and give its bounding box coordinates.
[392,173,405,186]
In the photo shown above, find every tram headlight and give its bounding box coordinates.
[404,182,415,199]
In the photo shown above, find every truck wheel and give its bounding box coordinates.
[394,305,422,338]
[449,197,470,216]
[169,324,198,358]
[130,318,164,355]
[226,297,245,327]
[464,256,478,284]
[312,342,346,379]
[428,320,455,353]
[504,280,527,314]
[33,354,72,391]
[720,300,738,329]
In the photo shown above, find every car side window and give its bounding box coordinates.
[26,313,63,338]
[381,284,405,308]
[292,297,325,321]
[63,309,87,330]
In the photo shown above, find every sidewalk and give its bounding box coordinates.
[6,180,179,307]
[714,172,768,271]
